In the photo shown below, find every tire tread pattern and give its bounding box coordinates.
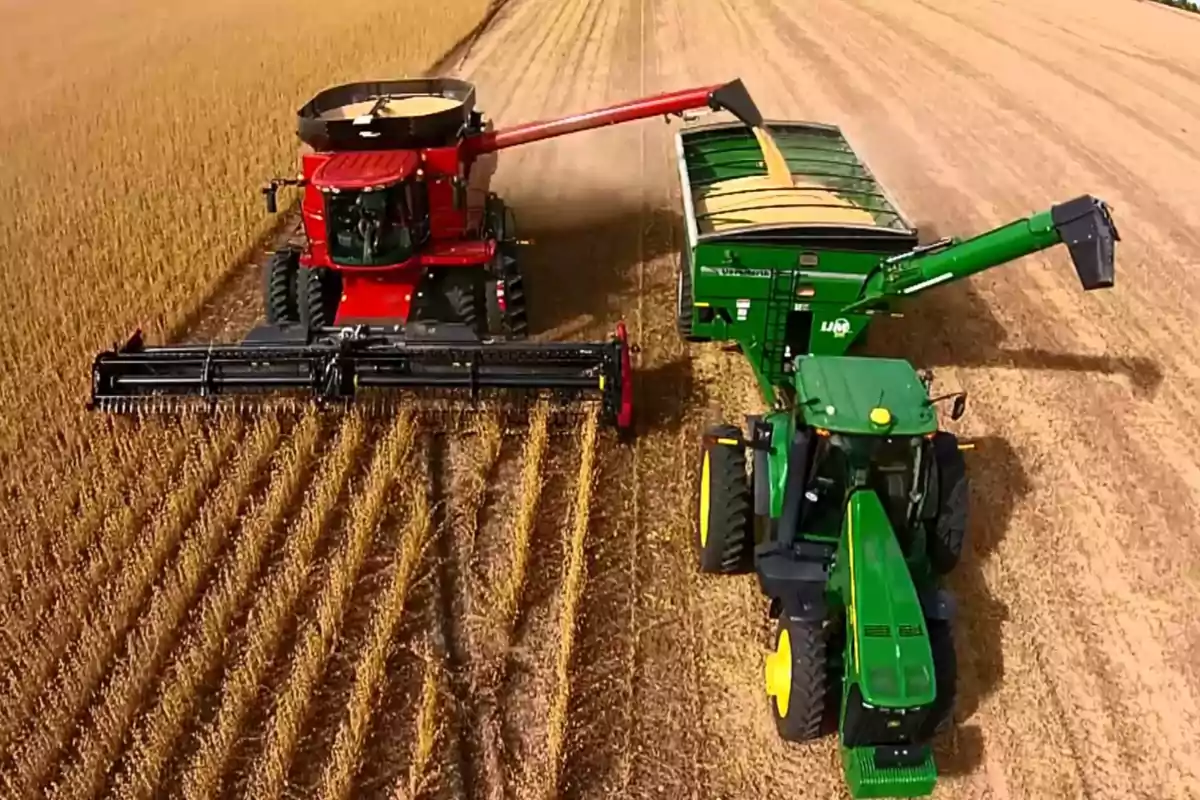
[699,424,752,574]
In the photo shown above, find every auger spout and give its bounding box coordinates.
[841,194,1118,314]
[464,79,763,155]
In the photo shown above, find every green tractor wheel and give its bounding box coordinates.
[697,425,752,574]
[764,614,828,741]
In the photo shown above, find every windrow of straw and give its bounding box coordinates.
[244,411,417,800]
[178,412,368,800]
[108,412,325,799]
[1,414,244,796]
[46,414,285,800]
[317,443,436,800]
[541,406,600,798]
[0,415,200,752]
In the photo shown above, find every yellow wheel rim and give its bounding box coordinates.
[699,451,711,548]
[764,628,792,718]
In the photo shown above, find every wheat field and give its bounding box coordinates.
[0,0,491,560]
[5,0,1200,798]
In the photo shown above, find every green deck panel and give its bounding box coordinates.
[677,119,916,240]
[840,490,936,707]
[842,745,937,799]
[793,355,937,436]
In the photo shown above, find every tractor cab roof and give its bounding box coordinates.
[311,150,419,192]
[793,355,937,437]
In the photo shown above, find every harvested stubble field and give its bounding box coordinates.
[3,0,1200,799]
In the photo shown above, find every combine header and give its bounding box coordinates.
[89,77,766,429]
[676,120,1118,796]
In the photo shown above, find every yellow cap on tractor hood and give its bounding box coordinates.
[869,407,892,426]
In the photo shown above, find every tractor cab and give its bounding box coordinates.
[309,150,430,267]
[789,355,940,528]
[800,429,925,543]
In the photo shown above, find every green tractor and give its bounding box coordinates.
[675,119,1118,797]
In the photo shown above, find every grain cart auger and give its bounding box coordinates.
[675,120,1119,797]
[86,77,765,430]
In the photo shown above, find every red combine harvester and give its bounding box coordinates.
[88,77,764,432]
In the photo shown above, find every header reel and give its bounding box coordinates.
[88,321,635,432]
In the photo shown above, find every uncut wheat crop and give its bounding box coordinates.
[0,0,491,576]
[0,1,495,796]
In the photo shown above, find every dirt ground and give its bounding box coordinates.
[4,0,1200,798]
[444,0,1200,797]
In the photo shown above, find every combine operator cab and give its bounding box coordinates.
[322,168,429,268]
[697,355,971,798]
[258,78,518,338]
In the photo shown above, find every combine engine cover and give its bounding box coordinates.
[89,322,635,432]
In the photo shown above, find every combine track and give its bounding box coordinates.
[3,0,1200,798]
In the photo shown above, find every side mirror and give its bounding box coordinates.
[928,391,967,421]
[951,393,967,420]
[261,177,306,215]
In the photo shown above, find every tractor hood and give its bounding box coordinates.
[838,489,935,709]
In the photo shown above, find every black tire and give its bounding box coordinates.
[484,255,528,339]
[263,248,300,325]
[926,431,968,574]
[919,618,957,739]
[676,257,709,343]
[697,424,752,574]
[298,267,341,332]
[484,198,529,340]
[822,615,847,736]
[441,270,484,334]
[765,614,828,742]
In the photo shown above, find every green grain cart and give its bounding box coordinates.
[674,119,1118,798]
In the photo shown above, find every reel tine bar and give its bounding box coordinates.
[89,325,633,430]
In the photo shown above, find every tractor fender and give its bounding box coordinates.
[919,588,957,622]
[759,547,829,623]
[780,587,827,622]
[768,590,827,623]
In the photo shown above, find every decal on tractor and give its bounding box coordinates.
[821,317,852,338]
